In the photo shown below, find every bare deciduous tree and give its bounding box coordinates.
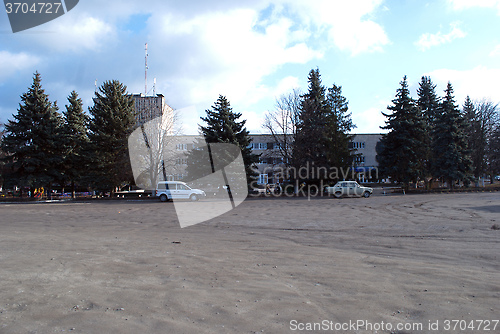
[465,98,499,181]
[262,88,302,166]
[128,105,183,190]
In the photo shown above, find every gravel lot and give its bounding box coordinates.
[1,192,499,333]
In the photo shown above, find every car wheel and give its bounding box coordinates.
[190,194,199,201]
[159,194,168,202]
[334,191,342,198]
[363,191,371,198]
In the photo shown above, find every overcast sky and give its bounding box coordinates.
[1,0,500,135]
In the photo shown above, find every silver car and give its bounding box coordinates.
[156,181,206,202]
[325,181,373,198]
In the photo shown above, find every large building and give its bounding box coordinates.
[251,133,382,184]
[152,133,382,184]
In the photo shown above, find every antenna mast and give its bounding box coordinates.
[145,43,148,96]
[153,78,156,96]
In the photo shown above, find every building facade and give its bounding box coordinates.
[151,134,382,184]
[251,133,382,184]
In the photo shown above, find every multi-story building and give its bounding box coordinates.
[153,134,382,184]
[251,133,382,184]
[349,134,381,182]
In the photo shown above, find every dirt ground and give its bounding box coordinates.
[0,192,499,334]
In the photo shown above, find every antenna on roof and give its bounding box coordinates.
[145,42,148,96]
[153,78,156,96]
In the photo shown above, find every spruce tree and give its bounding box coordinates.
[0,122,6,188]
[62,90,89,198]
[417,76,440,126]
[416,76,439,186]
[324,83,356,175]
[462,96,485,180]
[431,82,472,188]
[1,72,63,195]
[293,69,329,182]
[377,76,427,190]
[185,95,258,187]
[87,80,136,194]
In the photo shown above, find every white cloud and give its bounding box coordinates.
[286,0,390,55]
[353,103,388,134]
[142,0,388,117]
[490,44,500,56]
[0,0,390,127]
[148,7,322,109]
[415,22,466,51]
[426,66,500,104]
[241,110,265,134]
[42,15,116,52]
[0,51,41,82]
[274,76,301,97]
[447,0,500,14]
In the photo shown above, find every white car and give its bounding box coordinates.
[156,181,206,202]
[325,181,373,198]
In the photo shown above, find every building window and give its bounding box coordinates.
[176,144,188,151]
[251,143,267,150]
[354,155,365,164]
[350,142,366,149]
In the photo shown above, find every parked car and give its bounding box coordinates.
[325,181,373,198]
[156,181,206,202]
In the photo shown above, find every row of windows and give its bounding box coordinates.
[163,174,185,181]
[258,157,286,165]
[249,142,271,150]
[354,155,366,163]
[257,155,365,165]
[176,143,190,150]
[350,142,366,149]
[174,141,365,152]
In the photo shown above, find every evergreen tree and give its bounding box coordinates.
[431,82,472,188]
[1,72,64,195]
[462,96,485,179]
[87,80,136,194]
[293,69,329,182]
[62,90,89,198]
[324,83,356,174]
[416,76,439,186]
[0,122,6,188]
[185,95,258,186]
[417,76,440,126]
[377,76,427,190]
